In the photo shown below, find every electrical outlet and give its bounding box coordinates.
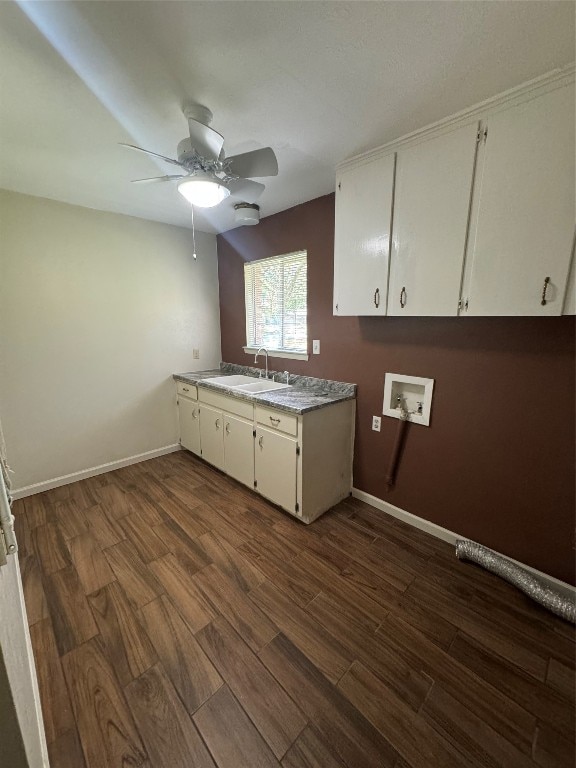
[312,339,320,354]
[192,348,200,359]
[372,416,381,432]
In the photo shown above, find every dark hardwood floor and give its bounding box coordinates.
[13,451,575,768]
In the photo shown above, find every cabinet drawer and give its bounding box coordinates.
[176,381,197,400]
[199,388,254,420]
[255,406,298,436]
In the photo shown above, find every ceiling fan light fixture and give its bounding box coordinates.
[177,173,230,208]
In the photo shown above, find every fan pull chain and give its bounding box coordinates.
[191,205,197,259]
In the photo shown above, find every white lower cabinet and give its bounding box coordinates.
[199,403,225,471]
[176,382,200,456]
[177,382,355,523]
[223,414,254,488]
[178,398,201,455]
[254,400,355,523]
[198,395,254,484]
[255,426,298,513]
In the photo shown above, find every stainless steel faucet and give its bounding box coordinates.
[254,347,269,379]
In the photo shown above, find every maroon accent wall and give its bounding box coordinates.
[217,194,576,585]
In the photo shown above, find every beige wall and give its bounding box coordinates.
[0,190,221,490]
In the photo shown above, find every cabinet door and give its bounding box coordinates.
[562,241,575,315]
[199,404,224,470]
[388,123,479,316]
[333,154,395,316]
[254,427,298,513]
[178,397,201,455]
[464,84,575,316]
[224,414,254,488]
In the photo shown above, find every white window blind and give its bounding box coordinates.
[244,250,307,354]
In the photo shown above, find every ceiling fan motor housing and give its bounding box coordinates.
[177,137,206,165]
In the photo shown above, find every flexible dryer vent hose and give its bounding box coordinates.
[456,539,575,624]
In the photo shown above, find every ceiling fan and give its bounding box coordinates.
[121,102,278,209]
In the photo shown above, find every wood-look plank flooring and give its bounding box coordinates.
[13,451,575,768]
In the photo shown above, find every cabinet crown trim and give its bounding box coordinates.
[337,64,575,173]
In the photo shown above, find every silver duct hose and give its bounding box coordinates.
[456,539,575,624]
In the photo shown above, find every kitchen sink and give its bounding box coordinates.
[202,375,258,387]
[234,380,292,393]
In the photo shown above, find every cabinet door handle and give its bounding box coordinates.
[192,409,198,419]
[541,276,551,306]
[258,436,264,449]
[215,419,221,430]
[225,423,230,434]
[269,416,280,426]
[373,288,380,308]
[400,287,407,308]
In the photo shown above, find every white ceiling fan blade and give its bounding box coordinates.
[227,178,265,203]
[131,175,185,184]
[120,143,185,168]
[226,147,278,178]
[188,118,225,161]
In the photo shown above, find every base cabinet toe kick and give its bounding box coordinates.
[176,383,355,523]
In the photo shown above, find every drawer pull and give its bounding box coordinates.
[258,436,264,448]
[270,416,281,426]
[541,276,550,306]
[182,387,190,392]
[374,287,380,308]
[400,287,407,308]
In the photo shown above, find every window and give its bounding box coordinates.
[244,250,307,358]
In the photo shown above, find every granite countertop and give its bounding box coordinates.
[173,363,356,414]
[173,369,222,384]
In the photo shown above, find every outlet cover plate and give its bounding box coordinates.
[312,340,320,354]
[372,416,381,432]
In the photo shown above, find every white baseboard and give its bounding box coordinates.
[11,444,182,500]
[352,487,576,600]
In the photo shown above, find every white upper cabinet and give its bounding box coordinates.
[563,239,575,315]
[388,123,479,316]
[462,83,575,316]
[333,68,574,317]
[333,154,395,316]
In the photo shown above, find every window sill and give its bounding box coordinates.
[243,346,309,362]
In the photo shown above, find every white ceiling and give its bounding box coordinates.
[0,1,573,234]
